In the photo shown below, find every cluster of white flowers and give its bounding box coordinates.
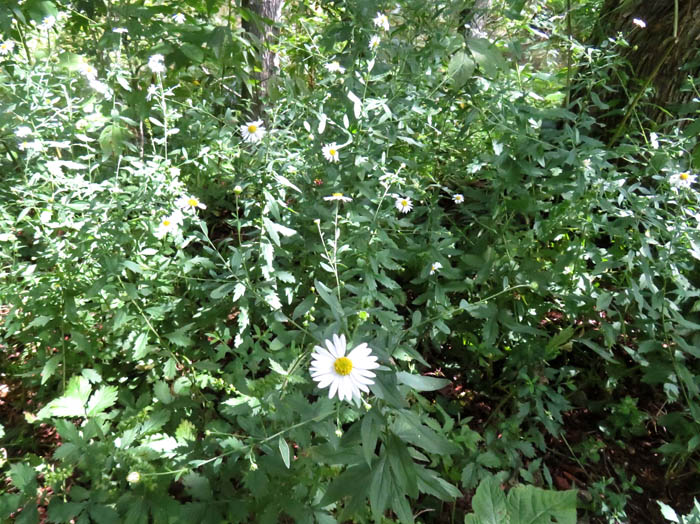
[155,210,184,239]
[38,15,57,32]
[430,262,442,275]
[172,13,186,24]
[241,120,266,143]
[77,62,111,96]
[148,54,166,74]
[310,334,379,403]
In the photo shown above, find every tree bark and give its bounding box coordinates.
[241,0,284,118]
[581,0,700,137]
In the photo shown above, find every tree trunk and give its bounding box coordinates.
[241,0,284,118]
[580,0,700,139]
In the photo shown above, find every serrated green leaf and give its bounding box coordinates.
[176,419,196,441]
[361,410,380,467]
[369,456,391,522]
[507,484,577,524]
[86,386,118,417]
[448,51,475,89]
[467,476,507,524]
[9,463,37,492]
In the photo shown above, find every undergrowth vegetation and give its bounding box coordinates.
[1,0,699,522]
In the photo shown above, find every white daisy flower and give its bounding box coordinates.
[172,13,186,24]
[453,193,464,204]
[241,120,266,143]
[395,196,413,213]
[669,171,697,190]
[148,54,166,74]
[323,192,352,202]
[78,62,98,80]
[369,35,381,51]
[373,12,390,31]
[309,334,380,403]
[113,27,128,34]
[155,210,184,238]
[39,16,57,31]
[175,195,207,213]
[0,40,15,55]
[15,126,32,138]
[632,18,646,28]
[325,61,345,73]
[322,143,340,162]
[430,262,442,275]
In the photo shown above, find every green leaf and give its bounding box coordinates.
[47,499,85,522]
[467,38,507,78]
[37,376,92,419]
[40,355,61,385]
[88,504,120,524]
[546,326,574,354]
[396,371,450,392]
[278,437,291,469]
[361,410,380,467]
[9,463,37,492]
[386,434,418,499]
[86,386,118,417]
[507,484,577,524]
[448,51,475,89]
[182,472,213,501]
[466,476,507,524]
[369,456,392,522]
[132,332,149,360]
[314,279,344,320]
[176,419,197,441]
[154,381,174,404]
[391,410,460,455]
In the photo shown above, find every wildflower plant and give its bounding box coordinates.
[0,1,699,523]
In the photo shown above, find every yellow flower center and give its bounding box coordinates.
[329,149,336,156]
[187,198,198,207]
[163,219,171,226]
[680,172,689,180]
[333,357,353,376]
[332,192,343,197]
[401,200,408,206]
[248,124,257,133]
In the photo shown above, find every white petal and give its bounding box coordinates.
[325,338,340,358]
[347,343,371,361]
[328,379,339,399]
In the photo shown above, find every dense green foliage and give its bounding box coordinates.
[1,0,699,522]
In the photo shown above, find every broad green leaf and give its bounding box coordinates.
[369,456,391,522]
[132,332,149,360]
[176,419,197,441]
[466,476,507,524]
[391,410,460,455]
[507,484,577,524]
[386,434,418,499]
[448,51,475,89]
[361,410,381,467]
[37,376,92,419]
[10,463,37,492]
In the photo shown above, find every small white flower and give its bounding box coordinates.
[335,428,343,437]
[126,471,141,484]
[39,16,57,31]
[172,13,186,24]
[650,132,659,149]
[324,192,352,203]
[632,18,646,28]
[113,27,128,34]
[233,185,243,194]
[175,195,207,213]
[0,40,15,56]
[395,196,413,213]
[452,193,464,204]
[373,12,390,31]
[78,62,98,80]
[241,120,266,143]
[325,61,345,73]
[669,172,697,190]
[15,126,32,138]
[148,54,166,74]
[155,210,184,238]
[146,84,159,101]
[582,159,591,168]
[429,262,442,275]
[19,140,44,152]
[322,143,340,162]
[310,334,380,403]
[369,35,381,51]
[89,79,111,96]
